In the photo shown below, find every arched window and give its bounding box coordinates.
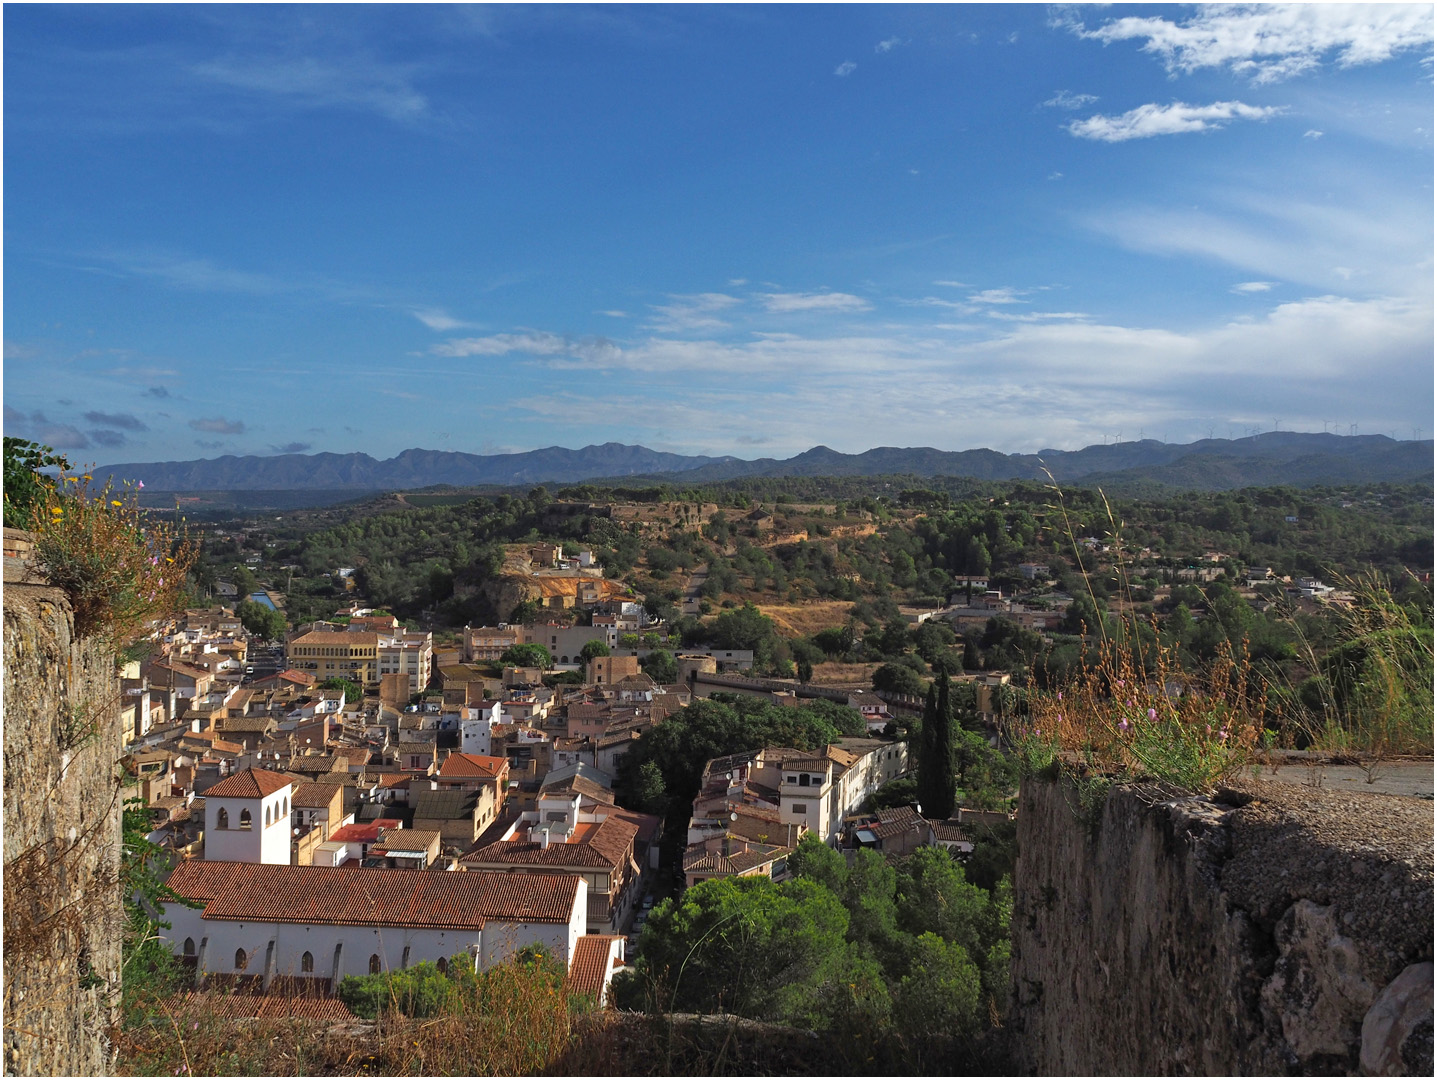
[235,949,248,971]
[239,808,252,830]
[264,805,272,826]
[283,796,289,815]
[183,938,196,956]
[435,957,448,975]
[560,655,569,664]
[301,951,314,973]
[369,954,382,975]
[216,808,230,830]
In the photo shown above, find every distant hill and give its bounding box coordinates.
[98,433,1432,494]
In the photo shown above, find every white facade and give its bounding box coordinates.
[204,784,293,864]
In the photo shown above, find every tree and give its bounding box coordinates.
[640,648,677,684]
[3,437,70,529]
[615,876,853,1023]
[320,676,362,704]
[892,933,983,1039]
[236,598,286,640]
[499,642,551,669]
[578,639,610,663]
[796,656,813,685]
[872,662,927,697]
[915,673,956,820]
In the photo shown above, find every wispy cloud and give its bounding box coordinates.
[986,310,1090,322]
[968,287,1028,305]
[1043,89,1098,110]
[411,308,471,331]
[760,291,872,313]
[595,310,628,318]
[1232,281,1276,293]
[270,442,312,454]
[1304,129,1324,139]
[875,37,903,54]
[643,293,741,333]
[189,416,246,435]
[1071,4,1435,84]
[1068,101,1283,142]
[191,54,429,122]
[142,386,171,399]
[84,410,148,430]
[834,60,857,77]
[89,429,128,448]
[4,407,92,449]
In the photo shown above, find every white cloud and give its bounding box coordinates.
[1047,171,1064,180]
[968,287,1028,305]
[411,308,469,331]
[876,37,902,54]
[596,309,628,318]
[643,293,741,333]
[191,55,429,122]
[432,331,621,363]
[986,310,1090,322]
[1044,89,1098,110]
[834,60,857,77]
[1068,100,1283,142]
[1304,129,1324,138]
[1074,4,1435,84]
[932,279,970,288]
[760,291,872,313]
[1231,281,1276,293]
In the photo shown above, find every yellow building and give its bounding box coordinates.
[286,631,379,686]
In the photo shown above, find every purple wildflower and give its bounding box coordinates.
[137,480,145,489]
[1118,719,1130,733]
[1218,727,1228,742]
[1147,708,1157,721]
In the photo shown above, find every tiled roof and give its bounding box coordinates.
[870,806,925,841]
[929,820,972,843]
[371,829,442,856]
[682,839,791,875]
[170,991,355,1022]
[205,768,294,799]
[463,814,637,871]
[411,789,477,821]
[218,717,274,733]
[289,631,379,645]
[291,782,342,809]
[165,861,581,927]
[438,753,508,779]
[567,935,622,999]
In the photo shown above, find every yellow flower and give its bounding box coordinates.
[111,500,123,507]
[51,507,63,516]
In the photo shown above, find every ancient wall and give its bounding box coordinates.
[1008,773,1433,1076]
[3,563,124,1076]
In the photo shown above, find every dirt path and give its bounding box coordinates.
[681,564,708,615]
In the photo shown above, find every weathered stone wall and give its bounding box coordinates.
[3,575,124,1076]
[1009,774,1433,1075]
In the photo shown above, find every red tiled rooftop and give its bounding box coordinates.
[165,861,581,927]
[438,753,508,779]
[329,820,403,844]
[205,768,294,799]
[567,935,622,1000]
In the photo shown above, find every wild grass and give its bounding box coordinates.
[27,470,196,643]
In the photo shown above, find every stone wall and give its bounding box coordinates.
[3,569,124,1076]
[1008,774,1433,1075]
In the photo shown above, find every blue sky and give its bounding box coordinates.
[4,3,1433,464]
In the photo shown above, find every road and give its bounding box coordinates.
[681,564,709,615]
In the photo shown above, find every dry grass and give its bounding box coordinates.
[805,660,882,687]
[754,601,854,638]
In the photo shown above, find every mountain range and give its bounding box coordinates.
[98,433,1433,494]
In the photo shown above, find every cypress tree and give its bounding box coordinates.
[931,671,956,820]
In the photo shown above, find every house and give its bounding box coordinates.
[566,935,625,1006]
[529,544,560,569]
[682,835,792,888]
[315,819,405,866]
[161,861,588,982]
[460,795,644,935]
[411,788,491,849]
[285,631,380,687]
[290,781,349,865]
[464,626,520,663]
[366,828,443,870]
[587,655,640,686]
[850,805,929,857]
[202,768,295,864]
[846,692,893,732]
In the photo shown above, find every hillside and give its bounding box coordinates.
[97,433,1433,495]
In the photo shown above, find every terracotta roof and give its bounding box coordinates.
[438,753,508,779]
[682,839,791,876]
[370,829,442,857]
[165,861,581,927]
[567,935,622,1000]
[291,782,343,809]
[205,768,294,799]
[289,631,379,646]
[170,991,355,1022]
[463,813,637,871]
[929,820,972,843]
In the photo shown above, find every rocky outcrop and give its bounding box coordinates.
[3,564,124,1076]
[1009,774,1433,1075]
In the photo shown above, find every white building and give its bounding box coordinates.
[203,768,294,864]
[161,861,588,983]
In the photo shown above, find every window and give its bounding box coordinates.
[239,808,252,830]
[790,802,808,815]
[436,957,448,975]
[264,805,272,826]
[235,949,248,971]
[369,954,382,975]
[183,938,196,957]
[301,951,314,973]
[216,808,230,830]
[798,774,810,787]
